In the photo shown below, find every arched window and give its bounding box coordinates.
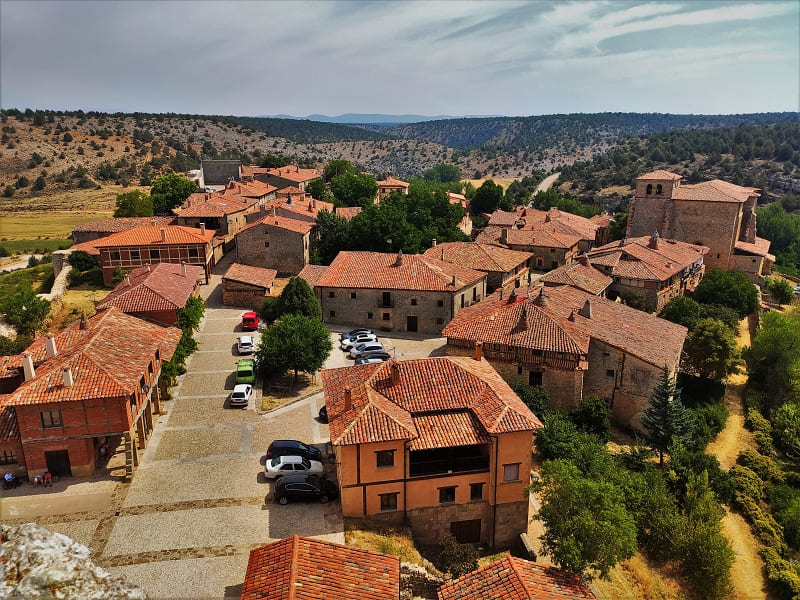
[646,184,653,195]
[656,184,663,195]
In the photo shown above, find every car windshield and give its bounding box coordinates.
[270,458,282,466]
[232,392,244,399]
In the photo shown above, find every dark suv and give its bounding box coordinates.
[267,439,322,461]
[274,473,339,505]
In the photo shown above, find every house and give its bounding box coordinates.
[235,212,314,275]
[443,285,687,429]
[241,535,400,600]
[71,216,176,244]
[422,241,533,292]
[322,357,542,547]
[273,192,335,224]
[626,170,774,282]
[95,262,205,326]
[476,225,581,271]
[446,192,474,236]
[376,176,410,202]
[586,234,708,311]
[297,264,329,289]
[254,165,322,191]
[437,555,595,600]
[486,207,603,252]
[197,159,241,191]
[540,256,613,296]
[0,307,181,480]
[93,224,217,285]
[313,251,487,334]
[222,262,277,309]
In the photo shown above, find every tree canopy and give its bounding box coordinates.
[0,283,51,336]
[254,314,332,383]
[683,318,740,380]
[470,180,505,214]
[423,163,461,183]
[150,172,197,214]
[324,159,355,182]
[330,172,378,207]
[641,366,693,465]
[694,268,759,318]
[276,276,321,320]
[744,307,800,409]
[114,190,153,217]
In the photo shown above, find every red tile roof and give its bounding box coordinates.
[377,177,410,189]
[322,357,542,447]
[438,555,596,600]
[410,411,492,451]
[241,535,400,600]
[316,251,485,292]
[487,208,599,243]
[297,264,328,289]
[334,206,363,221]
[238,214,315,236]
[276,186,306,196]
[72,216,175,233]
[638,170,683,181]
[96,263,203,314]
[587,236,708,282]
[589,214,612,228]
[3,307,181,406]
[266,166,322,183]
[672,179,759,203]
[735,237,774,259]
[240,165,270,178]
[0,399,18,442]
[276,196,335,220]
[540,260,612,295]
[423,242,532,274]
[222,263,277,290]
[93,225,215,248]
[476,225,580,250]
[70,239,101,256]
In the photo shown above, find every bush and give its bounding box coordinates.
[570,396,611,441]
[689,402,729,451]
[767,484,800,551]
[766,277,795,304]
[772,402,800,459]
[2,185,13,197]
[737,449,784,483]
[67,267,103,287]
[535,412,579,459]
[760,546,800,599]
[27,255,39,268]
[436,535,478,578]
[694,268,759,317]
[259,296,280,324]
[510,381,549,419]
[0,334,33,356]
[15,175,29,188]
[67,250,97,272]
[730,464,765,503]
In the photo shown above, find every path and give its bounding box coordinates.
[0,254,43,272]
[534,172,560,194]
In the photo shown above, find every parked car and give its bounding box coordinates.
[355,352,391,365]
[794,285,800,296]
[265,455,324,479]
[236,359,255,384]
[237,335,255,354]
[241,311,259,331]
[340,328,373,341]
[340,333,378,350]
[267,439,322,461]
[229,384,252,408]
[318,405,328,423]
[274,473,339,505]
[350,342,385,359]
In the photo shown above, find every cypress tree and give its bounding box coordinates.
[642,366,693,465]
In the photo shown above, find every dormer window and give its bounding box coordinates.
[646,184,653,195]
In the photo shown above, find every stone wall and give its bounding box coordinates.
[493,500,529,548]
[400,562,446,600]
[236,222,309,276]
[406,501,492,546]
[222,280,267,310]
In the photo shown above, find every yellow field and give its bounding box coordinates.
[464,178,515,191]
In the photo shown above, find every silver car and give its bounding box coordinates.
[340,333,377,350]
[350,342,385,359]
[265,455,324,479]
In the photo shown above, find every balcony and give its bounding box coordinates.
[409,445,490,478]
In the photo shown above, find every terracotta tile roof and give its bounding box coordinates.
[316,251,485,292]
[96,263,203,314]
[266,166,322,183]
[487,208,598,243]
[3,307,182,406]
[237,214,315,236]
[222,263,277,290]
[410,411,492,451]
[589,214,612,228]
[672,179,758,203]
[638,170,683,181]
[735,237,773,258]
[587,236,708,282]
[438,555,596,600]
[276,197,335,219]
[235,179,277,198]
[487,210,519,227]
[540,260,613,295]
[72,216,174,233]
[476,225,581,250]
[276,186,305,196]
[240,165,270,178]
[423,242,532,274]
[0,399,18,442]
[377,176,410,188]
[334,206,363,220]
[93,225,215,248]
[297,264,328,288]
[322,357,542,447]
[241,534,400,600]
[70,239,101,256]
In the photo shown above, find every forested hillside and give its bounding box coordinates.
[234,116,387,143]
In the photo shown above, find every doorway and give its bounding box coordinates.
[45,450,72,477]
[407,315,418,332]
[450,519,481,544]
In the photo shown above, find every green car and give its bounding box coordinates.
[236,359,255,384]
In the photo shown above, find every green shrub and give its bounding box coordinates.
[689,403,729,451]
[570,396,611,441]
[436,535,478,578]
[511,380,550,419]
[0,334,33,356]
[760,546,800,599]
[737,449,784,483]
[535,412,578,459]
[730,464,765,502]
[767,484,800,551]
[67,266,103,287]
[735,494,786,552]
[766,277,795,304]
[67,249,98,272]
[772,402,800,459]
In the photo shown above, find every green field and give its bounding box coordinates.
[0,239,73,254]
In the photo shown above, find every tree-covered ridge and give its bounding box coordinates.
[233,117,387,143]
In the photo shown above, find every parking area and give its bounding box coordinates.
[323,325,448,370]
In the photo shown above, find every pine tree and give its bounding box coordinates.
[641,366,693,465]
[276,276,322,320]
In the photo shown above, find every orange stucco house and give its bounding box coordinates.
[321,357,542,548]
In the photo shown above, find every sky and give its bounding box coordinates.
[1,0,798,117]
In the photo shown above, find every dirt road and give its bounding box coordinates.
[534,172,560,194]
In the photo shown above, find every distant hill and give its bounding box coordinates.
[233,116,388,143]
[259,113,503,125]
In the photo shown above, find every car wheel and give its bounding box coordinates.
[278,496,289,505]
[319,494,329,504]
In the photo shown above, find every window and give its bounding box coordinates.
[329,310,336,318]
[188,247,199,259]
[529,371,542,386]
[376,450,395,468]
[0,449,17,465]
[130,250,141,261]
[646,184,653,195]
[155,349,160,363]
[380,492,398,511]
[437,300,444,307]
[109,251,120,261]
[150,249,160,260]
[606,369,615,378]
[460,294,465,308]
[411,298,417,306]
[148,362,153,376]
[550,248,555,253]
[470,482,484,500]
[382,313,390,321]
[367,312,373,319]
[40,410,61,428]
[140,376,147,394]
[439,486,456,504]
[350,292,357,299]
[264,241,270,248]
[517,365,523,375]
[328,291,335,298]
[472,288,477,301]
[656,184,663,195]
[602,351,610,357]
[503,463,520,482]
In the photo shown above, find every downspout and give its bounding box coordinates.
[490,433,499,549]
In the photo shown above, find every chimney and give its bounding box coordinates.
[272,206,277,218]
[287,193,292,204]
[344,389,352,411]
[22,352,35,382]
[649,231,659,249]
[474,341,483,362]
[160,227,167,242]
[395,250,404,267]
[199,223,206,234]
[579,299,592,319]
[499,288,504,300]
[501,228,509,244]
[45,334,57,359]
[62,368,74,387]
[312,197,317,209]
[181,262,187,276]
[431,239,437,247]
[451,274,457,286]
[578,254,589,266]
[308,201,313,212]
[390,362,401,386]
[79,313,89,330]
[125,276,131,286]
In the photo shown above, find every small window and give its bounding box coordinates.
[503,463,520,482]
[130,250,141,261]
[155,349,160,363]
[437,300,444,307]
[188,247,199,259]
[265,241,270,248]
[0,449,17,465]
[329,310,336,318]
[439,486,456,504]
[646,184,653,195]
[150,249,160,260]
[472,288,477,301]
[380,492,398,511]
[376,450,395,468]
[148,362,154,376]
[606,369,615,378]
[602,351,610,357]
[517,365,523,375]
[550,248,555,253]
[328,291,335,298]
[109,251,120,261]
[436,317,443,325]
[129,394,136,411]
[40,410,62,428]
[470,482,484,501]
[350,292,357,299]
[367,312,373,319]
[529,371,542,386]
[411,298,417,306]
[382,313,390,321]
[656,184,663,195]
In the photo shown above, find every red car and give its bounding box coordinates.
[241,311,259,331]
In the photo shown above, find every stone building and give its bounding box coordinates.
[222,263,277,309]
[375,176,410,202]
[486,207,604,252]
[443,285,687,430]
[71,217,175,244]
[235,213,313,276]
[422,241,533,292]
[0,308,180,480]
[254,165,322,191]
[476,225,580,271]
[322,357,542,548]
[586,234,708,312]
[540,256,613,296]
[313,251,487,334]
[626,170,774,282]
[198,159,242,190]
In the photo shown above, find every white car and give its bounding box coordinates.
[265,455,324,479]
[350,342,385,359]
[340,333,378,350]
[230,384,252,407]
[237,335,255,354]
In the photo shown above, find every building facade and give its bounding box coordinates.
[221,263,277,309]
[423,241,533,292]
[235,213,313,276]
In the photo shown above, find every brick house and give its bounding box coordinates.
[586,234,708,312]
[438,555,595,600]
[313,251,487,334]
[93,224,216,285]
[376,176,410,202]
[476,225,581,271]
[254,165,322,191]
[626,170,774,282]
[241,535,400,600]
[222,262,277,309]
[443,285,687,430]
[322,357,542,547]
[0,308,180,479]
[422,241,533,292]
[235,213,314,276]
[95,262,204,326]
[540,256,613,296]
[71,216,175,244]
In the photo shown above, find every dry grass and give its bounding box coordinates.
[464,177,516,191]
[477,550,509,567]
[593,554,687,600]
[260,372,320,411]
[49,288,110,331]
[344,520,440,573]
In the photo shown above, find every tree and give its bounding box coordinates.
[765,276,795,304]
[323,159,355,182]
[641,366,693,465]
[149,172,197,214]
[0,283,51,336]
[571,397,611,441]
[470,180,504,214]
[306,178,334,203]
[254,314,332,384]
[114,190,153,217]
[330,172,378,207]
[683,318,740,380]
[312,209,348,265]
[259,153,289,168]
[67,250,98,272]
[607,212,628,242]
[660,296,702,330]
[15,175,29,189]
[2,185,13,198]
[533,460,637,579]
[694,268,758,318]
[276,276,321,320]
[743,307,800,409]
[0,334,33,356]
[32,175,46,191]
[423,163,461,183]
[510,380,549,419]
[176,296,205,332]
